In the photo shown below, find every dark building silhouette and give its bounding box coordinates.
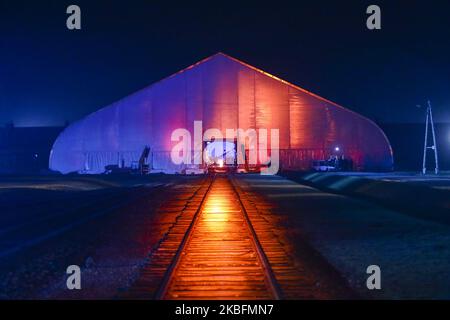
[0,126,64,174]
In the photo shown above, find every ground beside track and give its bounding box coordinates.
[2,173,450,299]
[235,174,450,299]
[0,175,204,299]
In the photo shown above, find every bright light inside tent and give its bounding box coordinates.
[335,147,340,152]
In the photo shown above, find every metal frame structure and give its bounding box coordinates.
[422,100,439,175]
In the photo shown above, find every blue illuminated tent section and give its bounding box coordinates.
[49,53,393,174]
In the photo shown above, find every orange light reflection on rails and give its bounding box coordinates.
[164,178,275,299]
[203,195,233,233]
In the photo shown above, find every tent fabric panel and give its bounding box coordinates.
[237,66,256,132]
[185,63,204,139]
[117,89,153,151]
[254,71,290,149]
[288,87,328,149]
[201,55,239,132]
[151,73,187,152]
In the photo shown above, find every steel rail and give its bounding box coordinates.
[229,176,283,300]
[154,176,215,299]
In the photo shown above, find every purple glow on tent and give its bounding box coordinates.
[49,53,393,174]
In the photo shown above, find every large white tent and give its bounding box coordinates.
[50,53,393,174]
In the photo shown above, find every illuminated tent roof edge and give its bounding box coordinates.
[96,52,393,157]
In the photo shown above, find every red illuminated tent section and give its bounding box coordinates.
[49,53,393,174]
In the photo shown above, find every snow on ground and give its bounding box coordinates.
[236,175,450,299]
[2,173,450,299]
[0,174,203,299]
[325,171,450,189]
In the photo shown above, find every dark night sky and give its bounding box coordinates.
[1,0,450,127]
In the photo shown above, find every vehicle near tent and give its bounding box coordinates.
[312,160,337,172]
[184,165,207,175]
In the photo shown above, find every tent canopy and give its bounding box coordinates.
[50,53,393,174]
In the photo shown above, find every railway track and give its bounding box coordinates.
[157,176,282,300]
[128,175,325,300]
